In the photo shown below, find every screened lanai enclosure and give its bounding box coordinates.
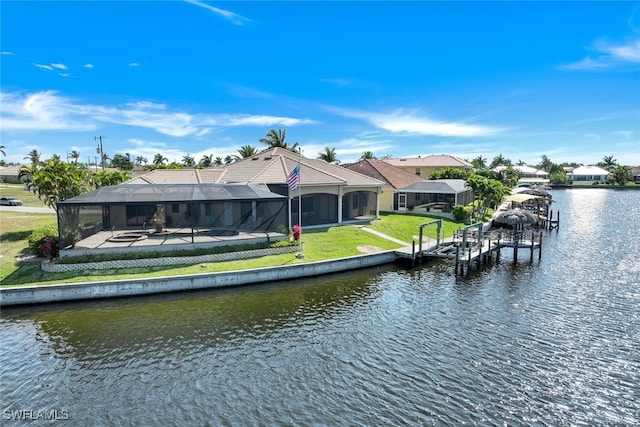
[56,183,289,250]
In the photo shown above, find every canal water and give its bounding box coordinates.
[1,189,639,426]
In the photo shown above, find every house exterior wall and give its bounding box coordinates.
[379,190,395,211]
[570,173,608,182]
[395,166,440,178]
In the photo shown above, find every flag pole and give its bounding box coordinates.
[296,160,304,258]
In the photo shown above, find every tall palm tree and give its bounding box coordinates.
[70,150,81,164]
[537,154,553,172]
[259,129,301,154]
[471,155,487,169]
[153,153,168,166]
[24,149,41,167]
[214,157,223,166]
[360,151,376,160]
[237,145,259,159]
[318,147,339,164]
[199,154,213,168]
[135,155,148,166]
[182,154,196,167]
[600,155,618,172]
[0,145,6,157]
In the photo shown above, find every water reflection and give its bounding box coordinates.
[2,190,639,425]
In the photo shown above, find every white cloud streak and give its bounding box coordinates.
[0,90,315,137]
[329,107,502,137]
[185,0,252,26]
[562,38,640,70]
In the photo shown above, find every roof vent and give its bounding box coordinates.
[264,155,272,160]
[252,156,259,160]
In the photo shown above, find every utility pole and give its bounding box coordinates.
[95,136,106,170]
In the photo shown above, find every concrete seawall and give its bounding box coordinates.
[0,251,398,307]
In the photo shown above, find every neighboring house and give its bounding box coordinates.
[494,165,549,185]
[400,180,473,212]
[342,159,427,212]
[569,165,610,182]
[130,147,384,227]
[0,165,25,184]
[383,155,473,178]
[630,166,640,184]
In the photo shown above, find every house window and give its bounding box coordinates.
[172,203,180,213]
[414,193,421,201]
[415,168,421,176]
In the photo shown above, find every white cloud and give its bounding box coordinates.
[1,51,14,55]
[33,63,54,71]
[51,63,68,70]
[0,91,96,131]
[185,0,252,26]
[562,38,640,70]
[84,64,94,69]
[129,62,140,67]
[0,90,315,137]
[320,78,356,87]
[330,107,502,137]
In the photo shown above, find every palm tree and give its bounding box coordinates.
[489,153,511,169]
[182,154,196,167]
[214,157,223,166]
[600,155,618,172]
[153,153,168,166]
[199,154,213,168]
[360,151,376,160]
[537,155,553,172]
[259,129,301,153]
[70,150,81,164]
[224,155,235,165]
[24,149,41,167]
[135,155,147,166]
[237,145,259,159]
[0,145,6,157]
[471,155,487,169]
[318,147,339,164]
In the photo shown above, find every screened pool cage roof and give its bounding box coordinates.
[58,183,286,206]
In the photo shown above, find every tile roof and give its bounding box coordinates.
[128,168,226,184]
[127,148,383,188]
[383,155,473,168]
[402,179,469,193]
[342,159,426,190]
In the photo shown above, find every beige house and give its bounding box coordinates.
[342,159,427,211]
[343,159,473,214]
[383,155,473,178]
[129,147,384,228]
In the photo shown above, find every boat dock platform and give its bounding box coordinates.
[395,220,544,276]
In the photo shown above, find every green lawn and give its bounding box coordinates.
[1,214,429,287]
[0,184,50,208]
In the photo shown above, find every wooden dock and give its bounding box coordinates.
[396,230,544,276]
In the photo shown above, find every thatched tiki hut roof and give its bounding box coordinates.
[519,185,552,198]
[493,207,538,226]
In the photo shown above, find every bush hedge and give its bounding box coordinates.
[28,224,59,258]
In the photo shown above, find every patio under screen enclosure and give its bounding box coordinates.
[56,183,290,250]
[56,183,380,251]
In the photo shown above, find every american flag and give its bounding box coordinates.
[286,165,300,191]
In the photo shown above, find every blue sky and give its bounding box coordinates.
[1,1,639,167]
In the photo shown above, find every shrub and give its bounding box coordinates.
[292,224,301,241]
[452,205,468,222]
[28,224,59,258]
